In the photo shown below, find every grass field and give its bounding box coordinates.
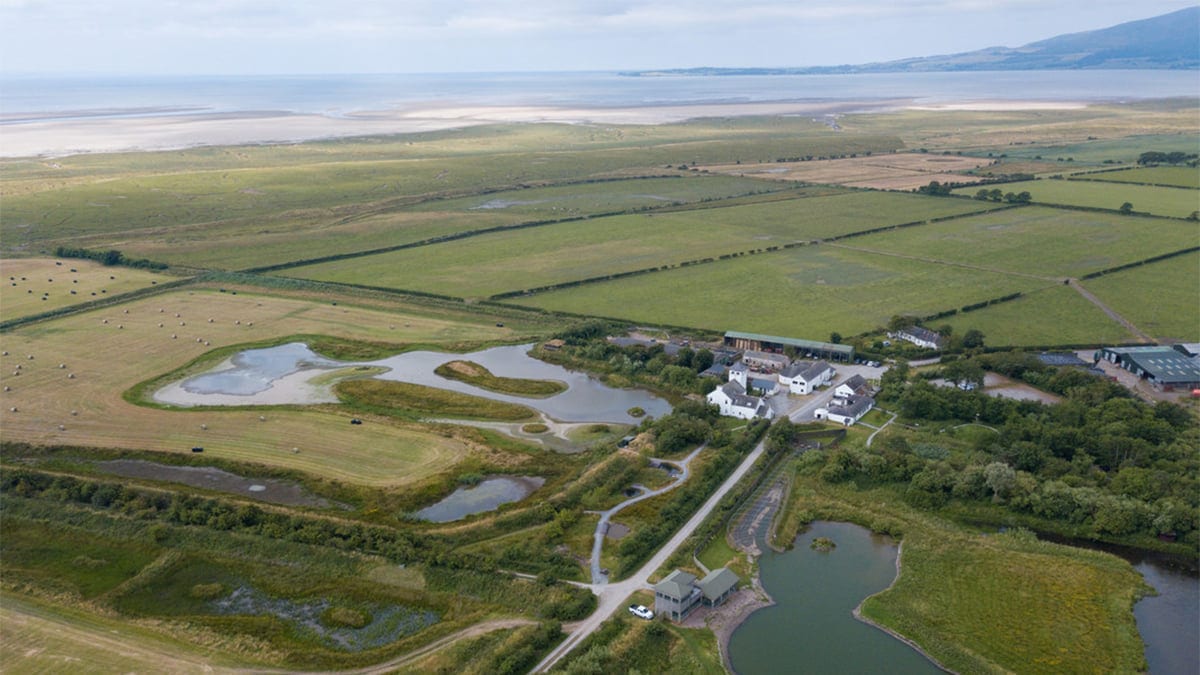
[941,285,1138,346]
[993,130,1200,164]
[778,477,1148,674]
[953,179,1200,218]
[517,245,1050,338]
[1072,165,1200,189]
[284,192,1002,298]
[702,153,994,190]
[0,257,170,320]
[847,206,1199,279]
[0,288,525,486]
[1083,253,1200,342]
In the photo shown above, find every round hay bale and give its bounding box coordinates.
[67,373,75,379]
[208,318,213,323]
[71,410,77,416]
[59,363,66,368]
[58,424,65,431]
[27,355,33,360]
[2,386,9,392]
[102,319,108,324]
[158,323,164,327]
[14,364,20,370]
[1,351,7,356]
[118,325,123,329]
[11,371,19,377]
[123,309,129,314]
[235,320,240,325]
[200,424,207,430]
[291,447,300,453]
[179,321,186,326]
[171,334,177,339]
[10,407,17,412]
[259,415,266,421]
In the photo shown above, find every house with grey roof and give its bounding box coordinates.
[893,326,946,350]
[742,350,791,371]
[816,395,875,426]
[654,568,739,621]
[707,380,774,420]
[834,374,870,400]
[779,360,834,395]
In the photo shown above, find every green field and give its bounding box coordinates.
[942,285,1138,346]
[517,245,1050,337]
[849,206,1199,278]
[1073,165,1200,189]
[1084,253,1200,341]
[283,192,1001,298]
[993,130,1200,164]
[955,178,1200,218]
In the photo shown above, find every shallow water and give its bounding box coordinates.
[412,475,545,523]
[95,459,334,508]
[728,521,939,674]
[180,343,337,396]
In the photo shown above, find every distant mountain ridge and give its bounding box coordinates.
[623,7,1200,76]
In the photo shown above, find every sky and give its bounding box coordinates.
[1,0,1196,75]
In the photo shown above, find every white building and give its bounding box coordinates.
[707,381,775,420]
[834,374,870,400]
[742,350,790,372]
[728,361,750,388]
[779,360,834,395]
[816,396,875,426]
[892,326,945,350]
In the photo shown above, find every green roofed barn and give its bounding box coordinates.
[1096,346,1200,391]
[724,331,854,362]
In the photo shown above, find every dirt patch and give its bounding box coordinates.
[443,360,484,378]
[94,459,339,509]
[606,522,631,540]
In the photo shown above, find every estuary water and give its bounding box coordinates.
[3,70,1196,119]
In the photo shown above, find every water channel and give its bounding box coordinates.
[154,342,671,424]
[728,521,941,674]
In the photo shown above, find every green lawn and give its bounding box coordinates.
[283,192,1002,298]
[942,285,1138,346]
[1073,166,1200,189]
[517,246,1050,338]
[1083,252,1200,342]
[953,179,1200,218]
[848,206,1198,279]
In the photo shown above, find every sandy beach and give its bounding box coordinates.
[0,97,1091,158]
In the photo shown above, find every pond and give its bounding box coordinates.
[412,475,545,523]
[94,459,337,509]
[154,342,672,424]
[728,521,940,675]
[369,344,671,423]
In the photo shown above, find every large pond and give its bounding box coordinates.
[412,475,545,523]
[729,521,940,674]
[154,342,671,424]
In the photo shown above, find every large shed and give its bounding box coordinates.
[724,331,854,362]
[1097,346,1200,390]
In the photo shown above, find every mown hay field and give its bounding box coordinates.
[0,257,169,320]
[941,285,1138,346]
[1072,165,1200,189]
[283,192,1002,298]
[954,178,1199,218]
[846,206,1199,278]
[701,152,994,190]
[0,289,519,486]
[1083,252,1200,342]
[515,245,1051,338]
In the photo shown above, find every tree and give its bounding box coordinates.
[984,462,1016,502]
[961,329,985,349]
[829,332,842,344]
[974,189,991,201]
[1119,202,1134,214]
[988,189,1004,202]
[1015,191,1032,204]
[693,348,714,374]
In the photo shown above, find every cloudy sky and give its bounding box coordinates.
[1,0,1195,75]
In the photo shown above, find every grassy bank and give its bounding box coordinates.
[434,360,567,397]
[775,472,1149,674]
[336,379,536,422]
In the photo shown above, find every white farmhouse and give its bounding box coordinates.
[833,374,870,400]
[728,360,750,388]
[893,326,945,350]
[707,381,775,420]
[779,360,834,395]
[816,396,875,426]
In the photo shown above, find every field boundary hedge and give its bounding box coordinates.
[1078,246,1200,280]
[0,277,195,332]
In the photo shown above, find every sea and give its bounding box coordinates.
[1,70,1197,120]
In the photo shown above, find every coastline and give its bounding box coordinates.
[851,541,955,674]
[0,97,1096,159]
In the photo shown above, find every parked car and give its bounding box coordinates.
[628,604,654,620]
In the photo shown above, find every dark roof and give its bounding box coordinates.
[1037,352,1088,367]
[782,360,831,381]
[841,374,868,391]
[654,570,697,600]
[899,326,944,345]
[827,396,875,418]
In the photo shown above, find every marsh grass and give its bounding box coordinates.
[434,360,567,397]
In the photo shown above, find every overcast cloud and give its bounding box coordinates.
[1,0,1195,74]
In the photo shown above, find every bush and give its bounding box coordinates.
[321,605,370,628]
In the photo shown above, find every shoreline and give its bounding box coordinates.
[851,541,955,674]
[0,97,1102,159]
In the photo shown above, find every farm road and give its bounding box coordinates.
[1068,278,1154,342]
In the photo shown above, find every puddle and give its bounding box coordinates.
[94,459,336,509]
[412,475,545,523]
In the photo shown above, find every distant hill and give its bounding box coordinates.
[623,7,1200,76]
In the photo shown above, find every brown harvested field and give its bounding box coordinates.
[701,153,994,190]
[0,257,170,321]
[0,288,519,486]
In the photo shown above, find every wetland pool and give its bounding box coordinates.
[412,475,545,523]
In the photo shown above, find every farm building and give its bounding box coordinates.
[728,361,750,387]
[741,350,790,371]
[892,326,946,350]
[707,381,774,420]
[779,360,835,395]
[834,374,872,399]
[724,331,854,363]
[816,396,875,426]
[1096,346,1200,391]
[653,568,739,622]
